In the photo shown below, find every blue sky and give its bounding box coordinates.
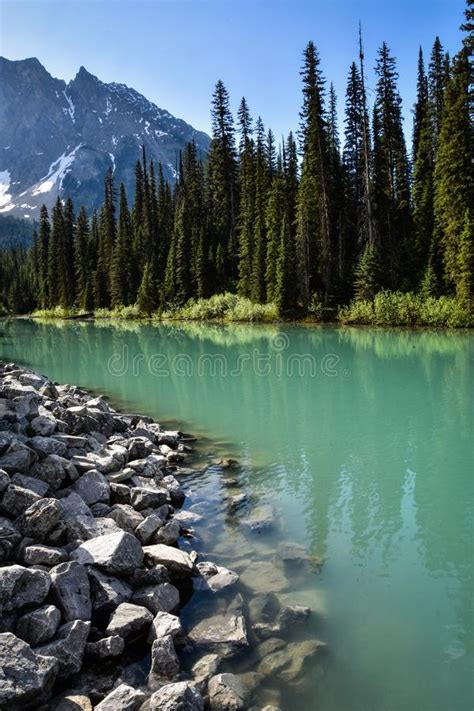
[0,0,466,146]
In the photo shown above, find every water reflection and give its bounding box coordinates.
[0,318,472,711]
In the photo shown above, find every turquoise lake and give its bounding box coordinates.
[0,318,472,711]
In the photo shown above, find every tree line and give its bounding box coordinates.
[1,8,472,317]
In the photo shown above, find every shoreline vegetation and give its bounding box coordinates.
[24,290,472,328]
[0,361,325,710]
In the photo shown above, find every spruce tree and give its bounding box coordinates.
[295,41,331,306]
[413,47,429,162]
[137,261,155,315]
[372,42,412,288]
[251,117,270,303]
[111,183,133,307]
[47,197,64,307]
[74,206,92,311]
[275,212,297,313]
[433,49,473,301]
[62,197,75,307]
[237,97,256,297]
[38,205,50,308]
[354,242,380,301]
[265,165,286,303]
[428,37,447,143]
[207,80,238,289]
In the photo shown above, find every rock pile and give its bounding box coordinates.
[0,362,325,711]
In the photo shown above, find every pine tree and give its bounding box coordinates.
[372,42,412,289]
[237,97,255,297]
[111,183,133,307]
[136,261,155,315]
[207,80,238,289]
[354,242,380,301]
[74,206,92,310]
[412,98,435,284]
[95,168,116,307]
[434,49,473,300]
[265,165,286,303]
[295,41,331,306]
[275,212,297,313]
[251,117,270,303]
[413,47,429,162]
[47,197,64,307]
[38,205,50,308]
[62,197,75,307]
[428,37,447,143]
[326,82,346,298]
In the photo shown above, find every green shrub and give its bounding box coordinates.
[160,293,278,322]
[338,291,472,328]
[308,292,324,320]
[31,306,78,319]
[94,304,144,320]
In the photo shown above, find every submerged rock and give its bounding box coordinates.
[208,673,250,711]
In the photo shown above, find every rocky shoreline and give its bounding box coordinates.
[0,361,325,711]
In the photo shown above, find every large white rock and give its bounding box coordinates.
[71,531,143,575]
[143,544,194,577]
[149,682,203,711]
[105,602,153,639]
[95,683,146,711]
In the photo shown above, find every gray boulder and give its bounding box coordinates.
[30,414,57,436]
[18,497,62,540]
[0,439,37,473]
[37,619,91,678]
[188,610,248,657]
[0,516,22,562]
[130,486,168,511]
[29,435,67,458]
[0,565,51,613]
[71,531,144,575]
[0,632,58,706]
[88,567,133,615]
[32,454,75,489]
[149,681,203,711]
[143,544,194,577]
[24,544,68,566]
[155,519,181,545]
[11,472,49,496]
[150,634,180,680]
[0,468,10,492]
[85,634,124,659]
[105,602,153,639]
[94,683,146,711]
[73,470,110,505]
[132,582,180,615]
[50,561,92,622]
[134,513,163,544]
[2,484,41,516]
[148,610,183,643]
[16,604,61,646]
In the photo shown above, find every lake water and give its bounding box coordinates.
[0,318,472,711]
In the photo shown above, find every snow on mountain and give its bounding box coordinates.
[0,57,210,219]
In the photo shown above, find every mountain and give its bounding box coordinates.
[0,57,210,220]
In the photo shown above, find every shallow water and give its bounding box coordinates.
[1,319,472,711]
